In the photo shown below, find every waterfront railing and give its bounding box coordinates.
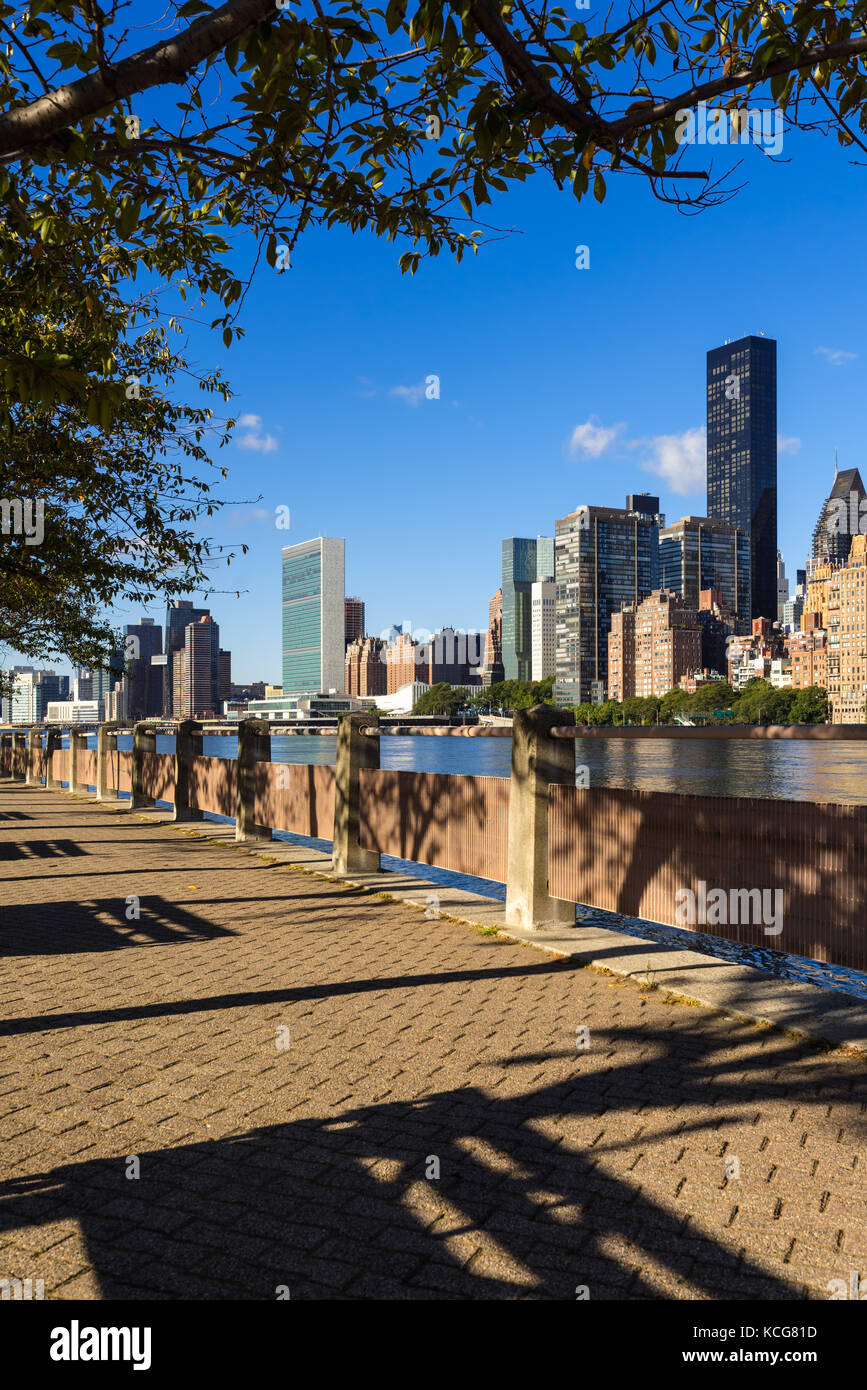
[1,713,865,973]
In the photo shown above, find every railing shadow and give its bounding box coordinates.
[0,895,237,956]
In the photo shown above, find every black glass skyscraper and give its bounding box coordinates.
[706,335,777,621]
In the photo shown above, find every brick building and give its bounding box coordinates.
[804,533,867,721]
[345,636,387,697]
[786,630,828,691]
[609,590,702,701]
[385,632,418,694]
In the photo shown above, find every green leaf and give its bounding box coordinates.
[660,20,679,53]
[593,171,606,203]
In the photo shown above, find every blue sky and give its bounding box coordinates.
[35,106,867,683]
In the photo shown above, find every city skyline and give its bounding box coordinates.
[2,313,860,688]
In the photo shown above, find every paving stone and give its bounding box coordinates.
[1,783,864,1301]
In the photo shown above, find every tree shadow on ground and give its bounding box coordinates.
[0,1021,859,1300]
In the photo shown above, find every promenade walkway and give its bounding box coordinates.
[0,782,864,1300]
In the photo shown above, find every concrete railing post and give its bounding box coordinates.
[11,731,27,781]
[174,720,204,823]
[130,721,156,810]
[235,718,272,842]
[44,729,62,790]
[25,727,42,786]
[331,712,380,877]
[505,705,576,930]
[69,728,89,795]
[96,723,118,801]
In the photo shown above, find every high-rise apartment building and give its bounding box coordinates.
[418,628,484,686]
[172,615,230,718]
[344,596,365,647]
[659,515,750,625]
[805,533,867,722]
[530,581,556,680]
[501,536,554,680]
[786,630,827,690]
[345,636,387,696]
[165,600,211,716]
[482,589,504,684]
[706,334,777,621]
[281,537,345,695]
[554,497,662,706]
[608,590,702,702]
[385,631,418,694]
[812,465,867,566]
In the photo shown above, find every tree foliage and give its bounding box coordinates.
[0,262,240,667]
[412,680,469,712]
[574,679,829,725]
[2,0,867,409]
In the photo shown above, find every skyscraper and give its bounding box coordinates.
[125,618,163,720]
[483,589,504,684]
[659,515,750,626]
[501,535,554,680]
[172,615,230,718]
[706,334,777,621]
[812,464,867,566]
[531,581,556,680]
[345,636,387,696]
[554,497,663,707]
[344,596,365,647]
[165,600,211,716]
[282,537,346,695]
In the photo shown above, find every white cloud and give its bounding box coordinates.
[777,434,801,455]
[815,346,857,366]
[389,382,427,407]
[568,416,625,459]
[236,413,278,452]
[636,426,706,496]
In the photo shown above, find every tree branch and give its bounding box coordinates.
[0,0,277,158]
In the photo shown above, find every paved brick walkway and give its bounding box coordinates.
[0,783,864,1300]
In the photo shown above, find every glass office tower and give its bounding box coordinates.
[282,537,346,695]
[706,335,777,621]
[659,516,751,626]
[501,536,553,680]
